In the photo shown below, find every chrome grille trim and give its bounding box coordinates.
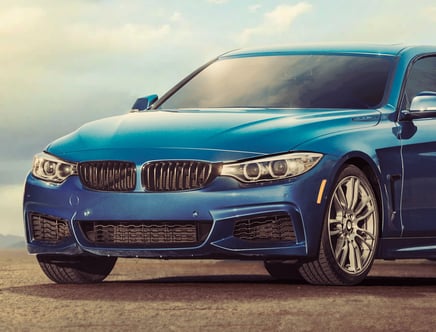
[79,221,212,248]
[79,161,136,192]
[142,160,215,192]
[233,213,296,242]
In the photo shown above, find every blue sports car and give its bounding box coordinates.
[23,44,436,285]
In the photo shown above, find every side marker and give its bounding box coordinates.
[317,179,327,204]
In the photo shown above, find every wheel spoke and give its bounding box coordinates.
[354,194,369,215]
[356,227,375,241]
[330,230,342,236]
[347,241,356,271]
[339,239,349,267]
[355,207,375,223]
[355,234,374,251]
[336,186,348,210]
[345,179,354,210]
[329,218,342,226]
[329,218,343,236]
[353,241,363,271]
[332,193,344,214]
[350,178,360,211]
[335,235,346,259]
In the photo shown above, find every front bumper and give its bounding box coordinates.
[23,164,330,260]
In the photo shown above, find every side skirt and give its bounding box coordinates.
[377,237,436,259]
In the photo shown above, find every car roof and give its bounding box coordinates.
[221,44,436,58]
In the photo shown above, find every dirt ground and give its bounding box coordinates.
[0,250,435,332]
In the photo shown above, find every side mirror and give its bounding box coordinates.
[130,94,158,112]
[401,91,436,120]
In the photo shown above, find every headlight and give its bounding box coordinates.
[221,152,323,183]
[32,152,78,184]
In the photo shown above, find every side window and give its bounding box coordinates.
[401,55,436,110]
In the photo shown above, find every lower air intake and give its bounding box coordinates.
[30,213,71,244]
[233,213,296,242]
[79,221,212,248]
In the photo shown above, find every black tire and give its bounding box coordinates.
[299,165,379,285]
[264,260,303,281]
[37,254,117,284]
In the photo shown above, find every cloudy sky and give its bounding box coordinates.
[1,0,436,236]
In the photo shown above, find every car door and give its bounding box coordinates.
[399,55,436,237]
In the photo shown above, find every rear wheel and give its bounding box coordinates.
[37,254,117,284]
[300,165,379,285]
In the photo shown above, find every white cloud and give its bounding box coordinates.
[424,6,436,22]
[0,1,195,131]
[0,6,48,60]
[338,3,436,44]
[238,2,313,45]
[0,2,190,68]
[0,185,25,237]
[0,6,45,34]
[66,22,172,53]
[249,4,262,13]
[170,11,183,22]
[207,0,229,4]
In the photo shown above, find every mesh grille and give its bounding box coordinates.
[79,221,212,248]
[142,160,215,192]
[30,213,71,244]
[233,213,295,242]
[79,161,136,191]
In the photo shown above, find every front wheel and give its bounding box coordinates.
[37,254,117,284]
[300,165,379,285]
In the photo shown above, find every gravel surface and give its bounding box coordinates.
[1,250,435,331]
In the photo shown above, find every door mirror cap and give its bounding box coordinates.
[410,91,436,112]
[131,94,158,112]
[401,91,436,120]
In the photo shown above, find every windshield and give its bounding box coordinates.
[158,54,394,110]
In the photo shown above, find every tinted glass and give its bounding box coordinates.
[159,55,393,110]
[402,56,436,109]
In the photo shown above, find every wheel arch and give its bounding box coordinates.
[299,153,384,285]
[305,151,385,259]
[334,153,385,238]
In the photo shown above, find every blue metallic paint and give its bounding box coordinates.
[23,44,436,264]
[24,154,336,258]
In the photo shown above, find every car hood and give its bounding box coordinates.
[47,109,381,163]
